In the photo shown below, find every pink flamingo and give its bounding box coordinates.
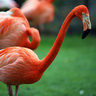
[21,0,55,27]
[0,8,40,50]
[0,0,19,9]
[0,5,91,96]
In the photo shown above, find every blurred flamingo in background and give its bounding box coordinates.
[21,0,55,29]
[0,5,91,96]
[0,8,40,50]
[39,0,54,3]
[0,0,19,10]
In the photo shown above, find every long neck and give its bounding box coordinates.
[25,28,40,50]
[39,9,75,73]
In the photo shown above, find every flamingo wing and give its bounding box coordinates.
[0,47,41,85]
[0,8,29,37]
[0,47,22,68]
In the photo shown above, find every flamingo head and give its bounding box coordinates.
[8,8,26,18]
[74,5,91,39]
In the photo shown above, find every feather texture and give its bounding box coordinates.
[0,8,40,50]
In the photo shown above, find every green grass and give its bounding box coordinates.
[0,35,96,96]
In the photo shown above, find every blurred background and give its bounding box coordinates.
[0,0,96,96]
[0,0,95,36]
[14,0,96,36]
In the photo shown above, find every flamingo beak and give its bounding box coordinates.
[82,13,91,39]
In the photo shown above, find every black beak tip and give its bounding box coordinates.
[82,29,91,39]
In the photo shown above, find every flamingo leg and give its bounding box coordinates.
[7,85,13,96]
[15,85,19,96]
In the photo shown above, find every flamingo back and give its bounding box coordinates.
[0,47,42,85]
[0,8,32,49]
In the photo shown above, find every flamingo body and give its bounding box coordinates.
[0,5,91,96]
[21,0,55,26]
[0,0,18,9]
[0,8,40,50]
[0,47,42,85]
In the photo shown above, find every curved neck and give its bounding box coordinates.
[39,9,75,73]
[25,28,40,50]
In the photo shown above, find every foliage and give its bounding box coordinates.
[53,0,64,7]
